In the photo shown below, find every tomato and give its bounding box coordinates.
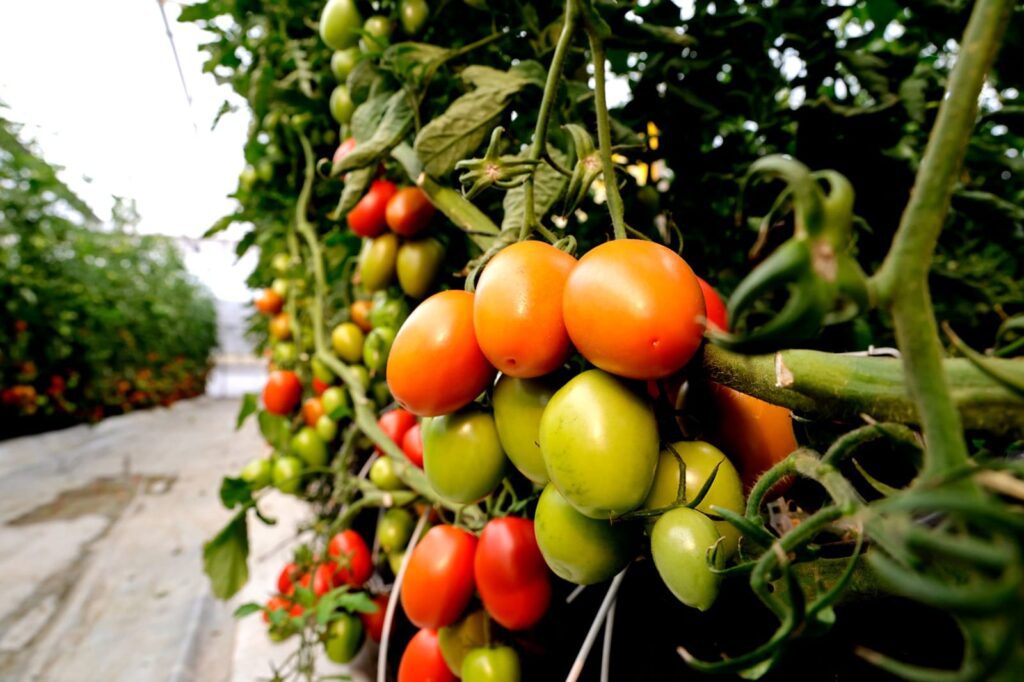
[388,550,406,576]
[401,422,424,468]
[272,253,291,275]
[264,595,303,623]
[709,383,797,491]
[650,507,723,611]
[363,326,396,373]
[370,456,405,491]
[359,233,399,291]
[438,610,488,676]
[311,356,335,384]
[475,517,550,630]
[387,290,496,417]
[563,240,705,380]
[361,15,393,51]
[540,370,658,518]
[313,562,340,596]
[461,647,521,682]
[377,408,417,453]
[397,238,445,299]
[328,530,373,587]
[331,48,360,82]
[263,370,302,415]
[697,276,728,332]
[271,278,289,297]
[312,378,329,396]
[269,312,292,341]
[386,186,435,237]
[399,0,430,35]
[273,456,304,494]
[329,85,354,125]
[473,241,576,378]
[423,410,506,504]
[324,612,365,663]
[492,375,555,485]
[291,426,328,468]
[302,397,325,427]
[240,457,272,490]
[401,525,477,629]
[321,386,349,418]
[399,629,456,682]
[348,180,398,238]
[272,341,298,368]
[350,299,373,332]
[377,507,415,553]
[369,290,410,329]
[331,322,365,363]
[255,288,284,315]
[534,484,634,585]
[360,593,389,642]
[319,0,362,50]
[277,562,302,594]
[316,414,338,441]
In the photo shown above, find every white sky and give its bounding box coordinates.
[0,0,257,302]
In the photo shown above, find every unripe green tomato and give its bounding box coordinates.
[291,426,328,468]
[368,290,409,329]
[330,85,355,125]
[396,238,445,299]
[319,0,362,49]
[377,507,415,553]
[324,612,365,663]
[423,410,507,504]
[461,646,521,682]
[271,253,291,275]
[271,278,289,297]
[540,370,658,519]
[359,234,399,292]
[272,342,299,368]
[388,550,405,576]
[311,356,335,384]
[363,326,396,373]
[321,386,349,418]
[331,322,365,363]
[369,455,405,491]
[330,47,360,82]
[650,507,723,611]
[643,441,744,557]
[371,379,392,407]
[273,456,305,494]
[316,414,339,441]
[492,375,557,485]
[240,457,272,490]
[534,484,634,585]
[360,15,392,51]
[438,610,488,676]
[257,159,274,182]
[239,165,257,192]
[399,0,429,35]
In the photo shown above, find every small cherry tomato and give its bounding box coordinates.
[329,85,354,124]
[264,595,303,623]
[401,422,424,468]
[240,457,272,490]
[651,507,723,611]
[319,0,362,50]
[269,312,293,341]
[350,299,373,332]
[377,507,415,554]
[311,377,330,395]
[331,322,365,363]
[331,48,360,82]
[328,530,373,587]
[313,562,340,596]
[386,186,435,237]
[302,397,325,427]
[348,179,398,238]
[277,562,301,594]
[401,525,477,629]
[263,370,302,415]
[316,414,338,441]
[255,288,284,315]
[399,0,430,35]
[399,628,456,682]
[369,456,405,491]
[321,386,349,418]
[272,456,304,494]
[361,15,393,51]
[397,238,445,299]
[438,610,488,676]
[461,646,522,682]
[290,427,328,468]
[363,326,396,373]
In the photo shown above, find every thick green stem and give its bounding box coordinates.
[870,0,1012,479]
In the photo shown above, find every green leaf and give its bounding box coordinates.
[415,89,505,177]
[328,404,352,421]
[203,510,249,600]
[233,602,263,619]
[235,392,258,430]
[330,166,375,221]
[257,410,290,451]
[351,92,393,144]
[501,148,569,233]
[333,91,414,175]
[337,590,378,614]
[219,476,254,509]
[380,42,450,88]
[346,60,382,106]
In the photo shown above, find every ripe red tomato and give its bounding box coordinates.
[386,186,436,237]
[401,525,478,629]
[302,397,326,427]
[312,377,330,395]
[313,562,340,596]
[263,370,302,415]
[563,240,705,380]
[473,241,577,378]
[328,530,373,587]
[387,290,496,417]
[277,562,301,594]
[348,179,398,238]
[709,383,797,491]
[377,408,417,454]
[698,276,728,332]
[255,288,284,315]
[264,595,303,623]
[399,628,456,682]
[360,593,390,643]
[475,517,551,630]
[402,422,424,468]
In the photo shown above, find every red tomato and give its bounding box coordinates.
[698,277,728,332]
[312,377,330,395]
[328,530,373,587]
[264,596,303,623]
[475,517,551,630]
[473,241,577,378]
[377,408,417,454]
[348,179,398,238]
[387,290,496,417]
[313,562,340,596]
[401,526,478,629]
[360,593,390,643]
[385,186,436,237]
[333,137,357,166]
[255,288,284,315]
[402,422,424,468]
[709,383,797,491]
[398,628,456,682]
[277,562,301,594]
[302,397,326,427]
[563,240,705,380]
[263,370,302,415]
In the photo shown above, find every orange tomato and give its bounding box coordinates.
[709,383,797,491]
[269,312,293,341]
[386,290,496,417]
[385,186,436,237]
[254,288,284,315]
[563,240,705,380]
[350,299,373,332]
[302,397,325,427]
[473,241,576,378]
[697,277,728,332]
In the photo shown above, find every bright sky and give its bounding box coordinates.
[0,0,257,302]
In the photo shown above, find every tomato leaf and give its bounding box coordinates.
[219,476,254,509]
[235,392,258,430]
[346,59,382,106]
[258,410,291,451]
[333,91,414,175]
[336,590,378,614]
[233,602,263,619]
[501,148,569,233]
[330,166,375,221]
[203,510,249,600]
[351,92,392,143]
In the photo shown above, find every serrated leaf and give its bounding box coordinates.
[235,392,258,430]
[333,91,414,175]
[346,60,381,106]
[380,42,450,87]
[219,476,253,509]
[501,148,569,233]
[203,510,249,600]
[204,213,241,239]
[234,602,263,618]
[351,92,392,143]
[415,89,506,177]
[337,590,378,614]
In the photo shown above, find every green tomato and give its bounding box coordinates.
[369,455,405,491]
[438,610,488,676]
[363,326,396,373]
[240,457,271,490]
[359,234,399,292]
[368,290,409,329]
[331,322,365,363]
[319,0,362,49]
[396,238,445,299]
[272,342,299,368]
[273,456,305,495]
[271,253,291,276]
[650,507,723,611]
[492,375,557,485]
[539,370,658,519]
[330,47,360,82]
[311,356,335,384]
[329,85,355,125]
[324,612,365,663]
[423,410,507,504]
[534,484,634,585]
[399,0,429,35]
[371,379,392,408]
[377,507,415,553]
[271,278,289,297]
[387,550,405,575]
[321,386,349,418]
[360,15,392,51]
[239,165,256,192]
[291,427,328,468]
[461,646,521,682]
[257,159,274,182]
[315,414,339,442]
[643,441,745,557]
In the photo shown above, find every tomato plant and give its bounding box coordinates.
[348,179,398,237]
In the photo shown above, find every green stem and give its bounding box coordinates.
[869,0,1013,479]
